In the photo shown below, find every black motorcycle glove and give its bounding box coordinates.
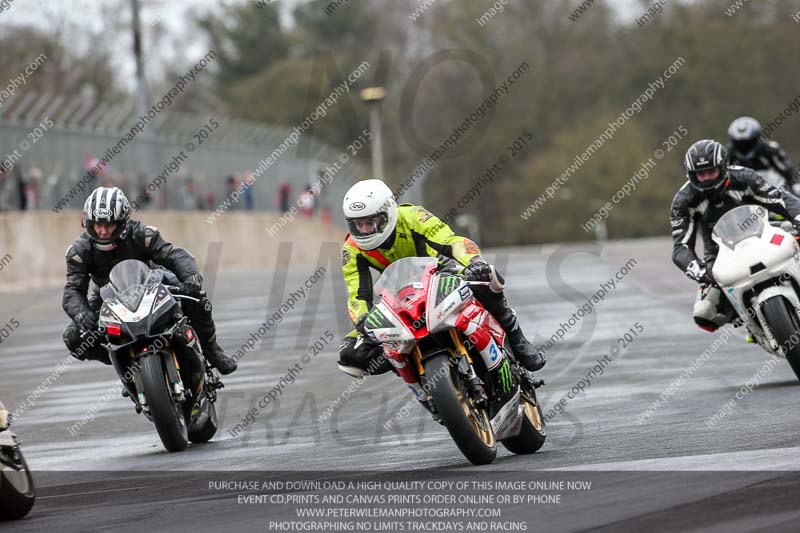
[790,216,800,235]
[179,274,203,298]
[75,311,98,333]
[354,313,369,336]
[435,254,462,275]
[462,257,492,282]
[685,260,713,286]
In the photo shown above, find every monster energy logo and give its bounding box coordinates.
[366,308,386,328]
[439,275,459,295]
[498,359,513,394]
[437,275,460,305]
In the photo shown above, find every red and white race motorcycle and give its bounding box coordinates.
[362,257,546,465]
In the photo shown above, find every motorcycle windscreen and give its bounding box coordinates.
[713,205,767,249]
[372,257,437,306]
[108,260,163,311]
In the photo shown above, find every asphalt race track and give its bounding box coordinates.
[4,237,800,532]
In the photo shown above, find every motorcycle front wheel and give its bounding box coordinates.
[424,353,497,465]
[139,354,189,452]
[761,296,800,382]
[0,447,36,520]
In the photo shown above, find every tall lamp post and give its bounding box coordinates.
[360,87,386,180]
[131,0,158,198]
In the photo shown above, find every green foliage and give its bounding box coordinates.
[0,25,123,105]
[291,0,378,54]
[196,2,289,90]
[226,55,368,149]
[200,1,378,149]
[199,0,800,245]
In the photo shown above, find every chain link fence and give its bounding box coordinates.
[0,91,366,226]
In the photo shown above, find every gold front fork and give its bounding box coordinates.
[412,345,425,377]
[449,329,473,363]
[412,329,474,378]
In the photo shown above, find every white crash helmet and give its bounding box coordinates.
[342,179,397,250]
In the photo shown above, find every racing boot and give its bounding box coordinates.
[483,294,545,372]
[337,332,392,378]
[186,297,237,375]
[507,325,545,372]
[200,334,237,376]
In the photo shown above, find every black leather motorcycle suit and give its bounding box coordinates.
[61,220,216,363]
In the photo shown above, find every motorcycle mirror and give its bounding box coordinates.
[99,284,114,300]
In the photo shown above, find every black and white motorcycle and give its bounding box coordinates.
[712,205,800,380]
[0,400,36,521]
[98,259,223,452]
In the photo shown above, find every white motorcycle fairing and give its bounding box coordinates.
[712,205,800,355]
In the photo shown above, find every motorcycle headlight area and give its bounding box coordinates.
[148,309,176,335]
[100,298,176,340]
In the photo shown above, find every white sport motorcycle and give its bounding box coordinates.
[0,400,36,520]
[712,204,800,380]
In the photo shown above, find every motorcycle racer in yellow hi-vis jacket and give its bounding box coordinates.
[337,178,545,385]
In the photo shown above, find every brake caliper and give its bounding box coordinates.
[204,367,224,404]
[455,355,488,409]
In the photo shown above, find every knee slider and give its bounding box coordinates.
[694,316,720,332]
